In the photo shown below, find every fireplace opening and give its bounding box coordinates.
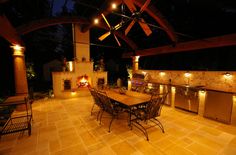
[64,79,71,90]
[77,75,89,87]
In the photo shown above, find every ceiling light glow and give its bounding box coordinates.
[94,18,99,24]
[111,3,117,9]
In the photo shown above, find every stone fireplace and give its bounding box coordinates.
[52,24,107,98]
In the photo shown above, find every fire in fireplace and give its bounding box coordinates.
[77,75,89,87]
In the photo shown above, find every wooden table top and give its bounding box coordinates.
[104,89,151,107]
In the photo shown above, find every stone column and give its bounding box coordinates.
[12,45,28,95]
[132,56,140,72]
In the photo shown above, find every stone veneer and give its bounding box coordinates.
[137,70,236,93]
[136,69,236,125]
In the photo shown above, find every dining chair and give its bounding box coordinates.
[130,92,168,141]
[96,91,122,132]
[89,87,104,121]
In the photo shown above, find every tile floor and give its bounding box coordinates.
[1,93,236,155]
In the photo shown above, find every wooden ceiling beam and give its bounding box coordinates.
[0,15,23,45]
[16,16,138,50]
[16,16,90,35]
[122,33,236,58]
[134,0,177,43]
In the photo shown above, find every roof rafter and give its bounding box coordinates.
[122,33,236,58]
[0,15,23,45]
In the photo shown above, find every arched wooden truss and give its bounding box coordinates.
[16,16,138,50]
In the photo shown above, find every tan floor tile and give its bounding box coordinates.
[198,126,222,136]
[134,140,163,155]
[175,137,194,148]
[188,132,223,151]
[186,142,217,155]
[0,147,12,155]
[60,134,81,149]
[27,148,50,155]
[102,133,123,145]
[58,126,77,137]
[53,144,87,155]
[166,127,187,138]
[49,139,61,153]
[164,144,195,155]
[89,146,116,155]
[1,95,236,155]
[80,131,99,146]
[111,141,137,155]
[154,136,175,150]
[87,142,107,153]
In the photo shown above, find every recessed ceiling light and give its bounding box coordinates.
[111,3,117,9]
[94,18,99,24]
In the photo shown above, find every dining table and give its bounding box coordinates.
[104,89,151,107]
[101,88,151,125]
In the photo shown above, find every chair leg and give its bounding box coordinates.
[96,109,101,121]
[131,120,149,141]
[108,115,115,132]
[152,118,165,133]
[99,110,104,125]
[91,103,95,116]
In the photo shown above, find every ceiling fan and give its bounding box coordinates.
[98,13,123,46]
[123,0,152,36]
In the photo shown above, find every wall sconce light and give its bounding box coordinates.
[200,89,206,94]
[142,71,146,75]
[11,44,24,56]
[71,90,76,96]
[171,86,176,92]
[184,72,191,78]
[159,71,166,76]
[134,56,140,62]
[224,72,232,79]
[67,61,74,72]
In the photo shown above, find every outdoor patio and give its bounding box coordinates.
[1,92,236,155]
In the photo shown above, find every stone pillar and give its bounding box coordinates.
[12,45,28,95]
[132,56,140,72]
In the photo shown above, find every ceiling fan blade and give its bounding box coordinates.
[98,31,111,41]
[113,34,121,47]
[125,20,135,35]
[101,13,111,28]
[123,0,137,13]
[138,18,152,36]
[140,0,151,13]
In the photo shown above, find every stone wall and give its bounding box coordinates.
[137,70,236,93]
